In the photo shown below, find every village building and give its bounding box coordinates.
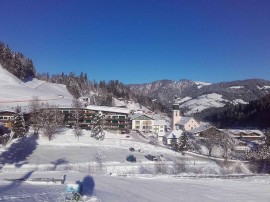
[153,120,167,133]
[0,110,15,129]
[162,129,184,145]
[59,105,130,133]
[223,129,265,150]
[129,114,155,132]
[189,125,223,139]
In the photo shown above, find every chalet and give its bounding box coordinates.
[223,129,265,150]
[224,129,264,141]
[129,114,155,132]
[189,125,223,139]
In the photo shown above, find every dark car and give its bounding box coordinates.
[145,154,163,161]
[145,154,157,161]
[129,147,135,152]
[126,154,136,162]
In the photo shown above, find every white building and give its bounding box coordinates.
[129,114,155,132]
[153,120,167,133]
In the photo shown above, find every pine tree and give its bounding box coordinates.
[12,107,26,138]
[178,132,189,152]
[91,111,105,140]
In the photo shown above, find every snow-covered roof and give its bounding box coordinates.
[176,116,199,126]
[86,105,130,114]
[129,113,154,120]
[177,117,191,125]
[188,125,217,134]
[224,129,264,137]
[153,120,167,126]
[164,130,184,139]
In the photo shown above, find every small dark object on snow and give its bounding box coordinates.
[145,154,161,161]
[129,147,135,152]
[126,154,136,162]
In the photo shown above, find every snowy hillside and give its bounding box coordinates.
[129,79,270,115]
[0,65,73,111]
[177,93,249,115]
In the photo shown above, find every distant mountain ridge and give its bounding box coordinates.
[128,79,270,115]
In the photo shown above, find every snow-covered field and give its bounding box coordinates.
[0,129,270,201]
[0,171,270,202]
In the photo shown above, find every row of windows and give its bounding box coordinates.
[0,116,14,120]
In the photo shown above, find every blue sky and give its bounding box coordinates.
[0,0,269,84]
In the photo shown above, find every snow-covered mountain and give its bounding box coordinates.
[128,79,270,115]
[0,65,73,111]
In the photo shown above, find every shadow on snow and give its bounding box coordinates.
[0,135,38,169]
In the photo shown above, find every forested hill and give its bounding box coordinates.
[0,42,36,80]
[202,93,270,129]
[0,42,168,113]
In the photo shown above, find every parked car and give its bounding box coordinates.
[145,154,157,161]
[145,154,163,161]
[126,154,136,162]
[129,147,135,152]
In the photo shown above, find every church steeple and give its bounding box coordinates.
[172,102,181,130]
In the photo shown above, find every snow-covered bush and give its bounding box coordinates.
[154,161,168,174]
[212,146,223,158]
[173,158,187,173]
[138,165,155,174]
[219,162,251,175]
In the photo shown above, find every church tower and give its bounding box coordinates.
[172,103,181,130]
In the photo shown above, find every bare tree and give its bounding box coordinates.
[28,96,41,134]
[71,98,84,137]
[36,104,64,140]
[220,130,235,161]
[202,128,223,157]
[246,144,270,173]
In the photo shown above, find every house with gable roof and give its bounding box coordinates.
[162,129,184,145]
[129,113,155,132]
